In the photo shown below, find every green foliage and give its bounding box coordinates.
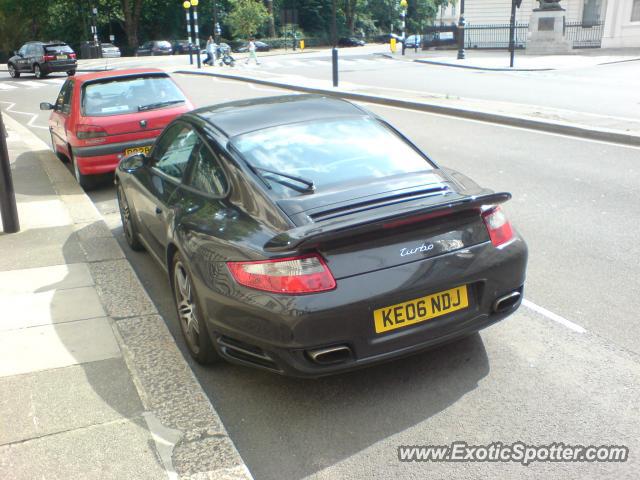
[226,0,271,38]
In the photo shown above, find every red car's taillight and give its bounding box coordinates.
[76,125,107,139]
[482,206,514,247]
[227,254,336,294]
[43,55,56,61]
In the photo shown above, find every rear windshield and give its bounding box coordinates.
[45,44,74,54]
[157,41,171,48]
[81,74,185,116]
[231,117,434,196]
[101,43,116,48]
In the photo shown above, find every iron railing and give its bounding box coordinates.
[431,21,605,50]
[464,23,529,49]
[564,20,604,48]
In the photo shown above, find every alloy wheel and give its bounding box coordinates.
[34,65,41,79]
[174,261,201,355]
[117,186,134,243]
[8,64,16,78]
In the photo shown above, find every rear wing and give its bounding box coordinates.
[264,191,511,252]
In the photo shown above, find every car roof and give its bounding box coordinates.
[194,95,368,138]
[72,68,168,83]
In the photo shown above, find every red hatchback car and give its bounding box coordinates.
[41,68,193,188]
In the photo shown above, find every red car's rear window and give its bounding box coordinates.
[81,74,186,116]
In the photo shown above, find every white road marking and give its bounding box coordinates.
[0,101,49,130]
[308,60,329,66]
[17,80,50,88]
[263,62,282,68]
[0,83,17,90]
[283,60,307,67]
[522,299,586,333]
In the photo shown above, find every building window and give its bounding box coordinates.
[632,0,640,22]
[582,0,602,25]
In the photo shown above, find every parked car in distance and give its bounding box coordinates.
[40,68,193,189]
[135,40,172,56]
[404,34,423,49]
[172,39,193,54]
[233,41,271,53]
[338,37,366,47]
[8,41,77,79]
[373,33,403,43]
[100,43,121,58]
[115,94,528,377]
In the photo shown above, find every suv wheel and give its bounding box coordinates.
[8,63,19,78]
[34,64,47,79]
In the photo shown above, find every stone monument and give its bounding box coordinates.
[525,0,572,54]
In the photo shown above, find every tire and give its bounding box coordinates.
[34,64,47,79]
[116,183,144,251]
[70,149,95,190]
[8,63,19,78]
[171,253,219,364]
[67,70,76,76]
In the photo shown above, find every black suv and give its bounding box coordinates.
[8,41,77,79]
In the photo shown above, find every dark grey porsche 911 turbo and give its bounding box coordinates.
[115,94,528,377]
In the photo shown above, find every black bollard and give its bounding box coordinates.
[0,111,19,233]
[332,48,338,87]
[189,44,194,65]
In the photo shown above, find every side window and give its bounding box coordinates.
[188,142,228,196]
[55,80,74,114]
[28,44,42,57]
[152,125,198,180]
[18,45,28,56]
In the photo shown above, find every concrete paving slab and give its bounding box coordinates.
[16,199,72,229]
[0,358,143,445]
[0,286,105,331]
[73,220,113,242]
[0,225,85,270]
[0,418,167,480]
[0,263,93,294]
[89,259,157,318]
[0,317,121,377]
[80,236,126,262]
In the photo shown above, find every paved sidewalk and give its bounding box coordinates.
[0,115,252,479]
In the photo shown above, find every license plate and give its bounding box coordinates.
[125,146,151,156]
[373,285,469,334]
[57,55,67,60]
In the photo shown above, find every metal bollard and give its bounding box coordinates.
[0,111,19,233]
[189,45,194,65]
[332,48,338,87]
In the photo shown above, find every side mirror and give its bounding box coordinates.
[39,102,55,111]
[119,152,148,172]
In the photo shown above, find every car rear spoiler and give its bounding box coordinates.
[264,191,511,253]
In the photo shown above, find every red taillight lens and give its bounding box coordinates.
[43,55,56,61]
[69,53,76,59]
[76,125,107,139]
[227,254,336,294]
[482,206,514,247]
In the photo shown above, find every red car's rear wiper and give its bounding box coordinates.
[138,100,184,111]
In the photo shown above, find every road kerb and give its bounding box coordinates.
[174,69,640,148]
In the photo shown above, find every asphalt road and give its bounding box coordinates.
[1,69,639,480]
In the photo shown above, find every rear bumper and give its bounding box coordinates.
[196,236,528,377]
[73,137,156,175]
[42,61,77,73]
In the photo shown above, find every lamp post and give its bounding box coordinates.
[191,0,202,68]
[183,1,194,65]
[457,0,466,59]
[400,0,407,55]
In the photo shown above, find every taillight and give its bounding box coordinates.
[227,254,336,294]
[482,206,514,247]
[76,125,107,139]
[43,55,56,61]
[69,53,76,59]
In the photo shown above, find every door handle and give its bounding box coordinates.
[155,207,162,215]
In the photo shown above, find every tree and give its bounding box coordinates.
[227,0,271,38]
[121,0,144,49]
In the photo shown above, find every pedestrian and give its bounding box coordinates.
[204,36,216,66]
[245,37,260,65]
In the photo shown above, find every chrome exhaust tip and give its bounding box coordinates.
[493,290,522,313]
[307,345,353,365]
